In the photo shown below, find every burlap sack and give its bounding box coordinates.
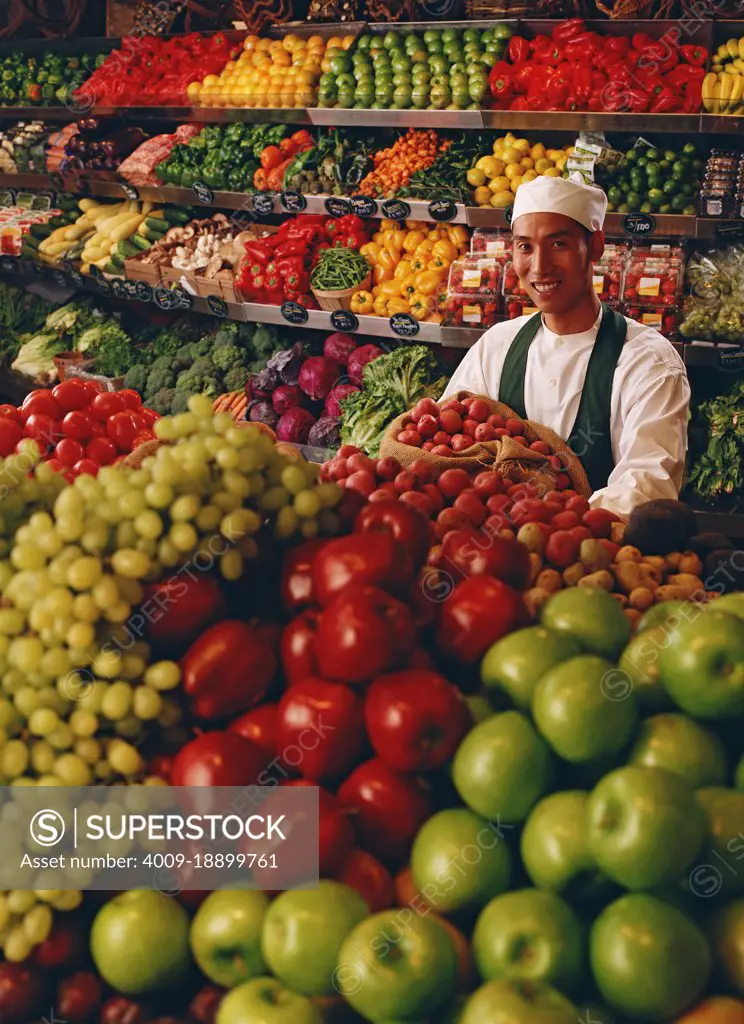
[379,391,591,498]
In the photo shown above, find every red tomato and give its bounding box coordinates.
[23,413,61,447]
[117,389,143,410]
[51,379,93,413]
[0,404,22,425]
[45,457,67,477]
[106,411,142,452]
[21,391,60,423]
[131,431,156,448]
[89,392,127,422]
[61,410,94,442]
[54,437,85,469]
[86,436,118,466]
[72,458,100,477]
[139,408,160,427]
[0,417,22,456]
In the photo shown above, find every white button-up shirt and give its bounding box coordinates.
[441,310,691,518]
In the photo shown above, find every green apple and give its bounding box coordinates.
[261,881,368,997]
[636,599,687,632]
[520,790,599,896]
[587,766,706,889]
[466,693,496,723]
[694,788,744,898]
[452,710,553,823]
[336,911,458,1020]
[658,609,744,719]
[91,890,192,995]
[191,889,269,989]
[532,655,638,763]
[737,754,744,791]
[628,713,727,787]
[481,626,582,711]
[473,889,585,994]
[617,626,674,713]
[411,808,511,914]
[713,593,744,621]
[459,980,578,1024]
[709,898,744,995]
[216,977,323,1024]
[590,894,711,1020]
[540,587,630,660]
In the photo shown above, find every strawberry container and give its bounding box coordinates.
[445,257,502,327]
[623,304,682,339]
[622,245,686,309]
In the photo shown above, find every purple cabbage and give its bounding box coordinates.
[348,344,384,386]
[272,384,304,416]
[298,356,342,401]
[308,416,341,449]
[248,401,279,428]
[323,332,358,366]
[324,383,360,419]
[251,366,280,399]
[268,342,305,386]
[276,407,316,444]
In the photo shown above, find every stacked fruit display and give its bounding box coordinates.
[468,133,571,209]
[317,26,512,111]
[597,141,703,216]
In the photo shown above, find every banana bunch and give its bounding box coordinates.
[704,35,744,114]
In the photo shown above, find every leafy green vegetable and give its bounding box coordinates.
[79,320,136,378]
[687,378,744,500]
[339,390,403,457]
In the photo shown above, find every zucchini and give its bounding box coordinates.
[48,215,68,228]
[163,205,191,225]
[117,239,139,259]
[130,234,151,251]
[145,216,169,233]
[103,261,122,275]
[29,222,53,239]
[139,222,168,241]
[109,253,124,269]
[22,234,40,250]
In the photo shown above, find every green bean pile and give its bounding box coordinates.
[311,247,370,291]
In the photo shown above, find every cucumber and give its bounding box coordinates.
[30,223,53,239]
[145,216,169,233]
[130,234,151,251]
[163,205,191,225]
[22,234,40,250]
[56,194,80,211]
[139,222,168,241]
[117,239,139,259]
[103,261,122,275]
[109,253,124,269]
[48,215,68,228]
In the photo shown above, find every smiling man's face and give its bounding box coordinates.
[511,212,605,316]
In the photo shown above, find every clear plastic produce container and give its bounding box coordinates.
[445,256,502,327]
[622,245,686,309]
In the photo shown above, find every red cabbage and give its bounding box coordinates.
[348,344,384,386]
[248,401,279,428]
[298,356,341,401]
[276,407,316,444]
[272,384,304,415]
[250,367,279,400]
[324,383,360,419]
[323,333,358,366]
[269,342,306,385]
[308,416,341,449]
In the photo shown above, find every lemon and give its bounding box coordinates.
[504,162,522,180]
[513,138,531,153]
[202,74,220,87]
[492,140,505,155]
[489,175,511,192]
[474,186,493,206]
[534,158,552,173]
[522,169,538,183]
[502,146,521,164]
[475,155,500,178]
[543,167,561,177]
[490,190,514,209]
[186,82,201,100]
[467,167,487,187]
[520,157,535,170]
[554,156,567,171]
[510,175,523,191]
[530,143,547,160]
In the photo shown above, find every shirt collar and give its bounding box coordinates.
[540,305,603,345]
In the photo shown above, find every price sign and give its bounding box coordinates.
[381,199,411,221]
[207,294,229,318]
[622,212,656,237]
[121,183,140,201]
[252,192,275,217]
[330,309,359,333]
[428,198,457,222]
[350,195,378,218]
[70,269,85,289]
[30,261,46,278]
[153,286,177,311]
[325,197,351,218]
[281,300,308,325]
[720,348,744,371]
[193,181,214,205]
[52,270,70,289]
[20,258,36,276]
[716,222,744,242]
[389,312,420,338]
[89,265,103,280]
[281,191,307,213]
[134,281,152,303]
[174,286,193,310]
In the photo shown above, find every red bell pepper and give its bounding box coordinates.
[509,96,531,110]
[665,64,705,87]
[508,37,531,64]
[680,43,708,67]
[627,87,652,112]
[533,40,564,65]
[489,62,515,102]
[513,63,533,94]
[546,74,573,109]
[552,19,586,44]
[650,86,683,112]
[682,78,703,111]
[604,36,630,61]
[530,35,552,53]
[564,32,599,63]
[568,63,594,106]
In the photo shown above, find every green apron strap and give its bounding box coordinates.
[497,311,543,420]
[568,304,627,492]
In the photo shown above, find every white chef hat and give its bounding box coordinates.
[512,173,607,233]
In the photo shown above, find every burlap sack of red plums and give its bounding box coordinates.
[380,391,591,498]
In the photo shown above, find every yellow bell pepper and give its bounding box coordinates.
[371,231,383,245]
[393,229,407,249]
[380,279,403,298]
[387,298,411,315]
[405,219,430,232]
[426,311,444,325]
[380,218,398,231]
[414,239,435,257]
[377,250,398,272]
[427,227,446,240]
[373,295,389,316]
[415,270,445,296]
[432,239,458,262]
[394,258,413,280]
[447,225,470,247]
[350,290,374,315]
[409,291,435,318]
[372,285,381,296]
[373,265,395,284]
[409,254,428,273]
[403,230,426,253]
[360,242,381,263]
[429,253,452,271]
[399,275,417,300]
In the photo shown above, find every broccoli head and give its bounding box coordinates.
[145,366,176,398]
[123,363,149,394]
[147,388,177,416]
[169,390,192,414]
[223,365,250,392]
[211,322,239,347]
[192,338,213,357]
[152,354,174,372]
[212,344,246,372]
[251,324,281,360]
[192,355,217,377]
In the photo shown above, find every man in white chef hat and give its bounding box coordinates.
[442,173,691,517]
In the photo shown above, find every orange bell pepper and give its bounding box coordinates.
[380,279,403,298]
[409,291,435,318]
[360,242,381,264]
[373,295,389,316]
[399,275,417,299]
[447,226,470,247]
[403,231,426,253]
[377,250,398,272]
[409,254,428,273]
[414,240,435,257]
[429,253,452,271]
[373,265,395,284]
[387,298,411,315]
[432,239,459,262]
[394,258,413,280]
[380,218,398,231]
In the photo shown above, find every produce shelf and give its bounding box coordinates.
[480,110,702,135]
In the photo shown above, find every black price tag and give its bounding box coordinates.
[121,183,140,201]
[330,309,359,333]
[70,269,85,288]
[207,294,228,318]
[135,280,152,303]
[21,257,36,276]
[325,197,351,218]
[350,195,378,218]
[193,181,214,205]
[111,278,126,298]
[53,270,69,289]
[281,300,308,325]
[30,261,46,278]
[97,277,112,296]
[252,192,275,217]
[174,286,193,310]
[281,191,307,213]
[381,199,411,221]
[0,257,17,273]
[720,348,744,371]
[428,198,457,222]
[153,286,177,311]
[622,212,656,237]
[389,312,419,338]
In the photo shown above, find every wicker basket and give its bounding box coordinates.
[312,272,371,312]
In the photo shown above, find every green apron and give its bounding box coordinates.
[498,303,627,492]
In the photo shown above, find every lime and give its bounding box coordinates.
[492,23,512,38]
[680,182,695,196]
[659,203,672,214]
[625,149,638,162]
[640,202,653,213]
[682,142,697,156]
[607,186,622,205]
[662,178,678,195]
[626,192,642,209]
[646,161,660,177]
[672,160,688,177]
[383,30,401,49]
[648,188,663,206]
[357,35,371,51]
[663,149,677,162]
[683,205,696,216]
[646,148,660,161]
[670,194,687,212]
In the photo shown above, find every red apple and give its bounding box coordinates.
[280,538,329,613]
[345,470,376,496]
[0,963,48,1024]
[436,575,524,664]
[171,731,267,787]
[438,468,472,499]
[338,849,394,912]
[583,507,622,538]
[276,678,366,781]
[31,917,86,970]
[509,498,554,526]
[421,483,445,513]
[229,704,279,762]
[442,528,531,589]
[100,997,150,1024]
[355,500,430,572]
[189,986,226,1024]
[399,491,434,518]
[283,779,355,877]
[313,533,405,606]
[544,530,580,569]
[281,609,320,684]
[435,506,474,540]
[57,971,103,1023]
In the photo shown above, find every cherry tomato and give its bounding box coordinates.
[45,457,67,477]
[89,392,127,422]
[117,389,143,411]
[51,379,94,413]
[106,411,142,452]
[72,458,100,478]
[54,437,85,469]
[0,404,22,425]
[86,436,118,465]
[23,413,61,448]
[21,391,60,423]
[89,420,106,438]
[0,417,22,456]
[61,410,94,442]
